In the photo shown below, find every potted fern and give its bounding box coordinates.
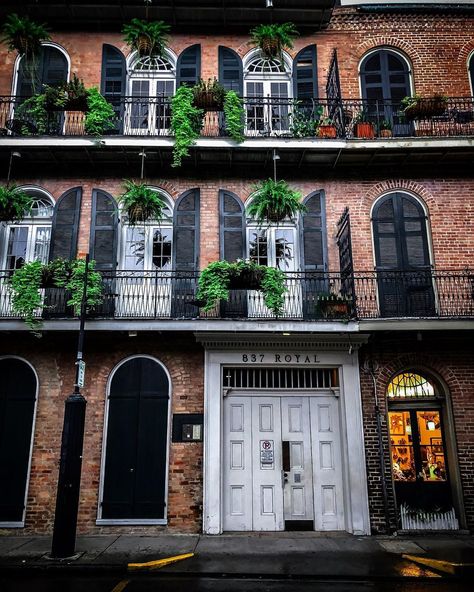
[122,18,170,57]
[196,259,286,316]
[117,180,166,225]
[247,179,306,225]
[193,78,226,111]
[0,184,33,222]
[401,93,448,120]
[249,22,298,60]
[1,13,50,56]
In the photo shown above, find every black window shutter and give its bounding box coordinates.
[89,189,118,271]
[219,190,245,261]
[218,47,243,94]
[173,188,200,271]
[177,45,201,87]
[293,45,318,101]
[301,190,327,271]
[17,46,68,98]
[100,44,126,133]
[49,187,82,261]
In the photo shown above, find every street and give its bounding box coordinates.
[0,575,473,592]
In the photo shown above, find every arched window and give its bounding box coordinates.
[0,357,37,526]
[387,371,459,530]
[15,45,69,98]
[101,45,126,134]
[372,191,434,317]
[100,356,170,522]
[244,49,292,136]
[0,188,55,271]
[360,49,411,134]
[126,50,177,134]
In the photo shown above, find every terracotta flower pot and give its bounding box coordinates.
[355,122,375,139]
[318,124,337,139]
[379,129,393,138]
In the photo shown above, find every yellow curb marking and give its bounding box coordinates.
[402,554,474,576]
[111,579,130,592]
[128,552,194,571]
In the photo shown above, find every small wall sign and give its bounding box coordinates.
[172,414,204,442]
[260,439,274,466]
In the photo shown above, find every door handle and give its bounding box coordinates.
[281,470,288,487]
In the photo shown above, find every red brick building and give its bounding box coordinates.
[0,0,473,537]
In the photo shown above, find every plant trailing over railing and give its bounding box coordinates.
[1,13,50,56]
[249,22,298,60]
[290,104,324,138]
[17,86,115,136]
[193,78,226,111]
[122,18,170,57]
[171,86,204,167]
[247,179,306,225]
[84,87,116,136]
[117,180,166,225]
[8,258,103,334]
[401,93,448,120]
[196,259,286,316]
[0,184,33,222]
[223,90,245,143]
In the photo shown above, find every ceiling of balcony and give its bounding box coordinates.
[0,1,336,33]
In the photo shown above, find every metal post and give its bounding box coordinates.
[51,255,89,558]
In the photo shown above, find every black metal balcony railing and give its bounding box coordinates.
[1,96,473,140]
[0,270,472,322]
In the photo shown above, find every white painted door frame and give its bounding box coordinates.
[202,342,370,535]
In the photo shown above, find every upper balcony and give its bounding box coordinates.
[1,96,473,173]
[0,2,337,32]
[0,269,472,332]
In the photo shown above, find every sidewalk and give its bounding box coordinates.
[0,533,473,578]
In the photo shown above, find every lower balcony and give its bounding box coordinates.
[0,270,472,325]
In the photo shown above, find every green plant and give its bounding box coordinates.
[117,180,166,225]
[0,184,33,222]
[122,18,170,57]
[8,258,103,333]
[171,86,204,167]
[196,259,286,316]
[249,22,298,60]
[1,13,50,56]
[84,87,116,135]
[379,118,392,131]
[290,104,324,138]
[223,90,245,143]
[17,93,49,134]
[65,258,103,316]
[63,73,88,110]
[193,78,226,110]
[401,93,448,120]
[354,109,372,124]
[247,179,306,225]
[8,260,44,334]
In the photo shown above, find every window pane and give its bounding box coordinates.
[389,411,416,482]
[249,230,268,266]
[416,411,447,482]
[6,227,29,269]
[33,227,51,263]
[275,229,295,270]
[152,228,172,270]
[125,228,145,270]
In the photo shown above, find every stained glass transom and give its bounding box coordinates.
[246,57,286,74]
[133,55,173,72]
[387,372,438,399]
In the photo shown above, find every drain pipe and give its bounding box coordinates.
[363,359,393,534]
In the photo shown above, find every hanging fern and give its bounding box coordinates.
[170,86,203,167]
[223,91,245,143]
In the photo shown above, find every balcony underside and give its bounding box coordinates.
[0,1,336,32]
[1,138,473,174]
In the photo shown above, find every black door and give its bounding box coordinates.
[372,192,435,317]
[102,357,169,519]
[360,50,411,135]
[0,358,37,523]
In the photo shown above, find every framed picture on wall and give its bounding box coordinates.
[390,413,405,435]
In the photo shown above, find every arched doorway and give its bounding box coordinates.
[387,371,459,530]
[100,356,170,522]
[0,357,37,525]
[372,191,434,317]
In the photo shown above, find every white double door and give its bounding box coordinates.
[223,394,343,531]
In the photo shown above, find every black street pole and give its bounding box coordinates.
[51,255,89,558]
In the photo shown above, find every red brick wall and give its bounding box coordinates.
[359,337,474,533]
[0,334,204,534]
[12,175,474,272]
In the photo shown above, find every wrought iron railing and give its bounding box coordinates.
[0,269,472,321]
[1,96,473,139]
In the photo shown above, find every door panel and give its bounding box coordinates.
[310,397,344,530]
[281,397,314,523]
